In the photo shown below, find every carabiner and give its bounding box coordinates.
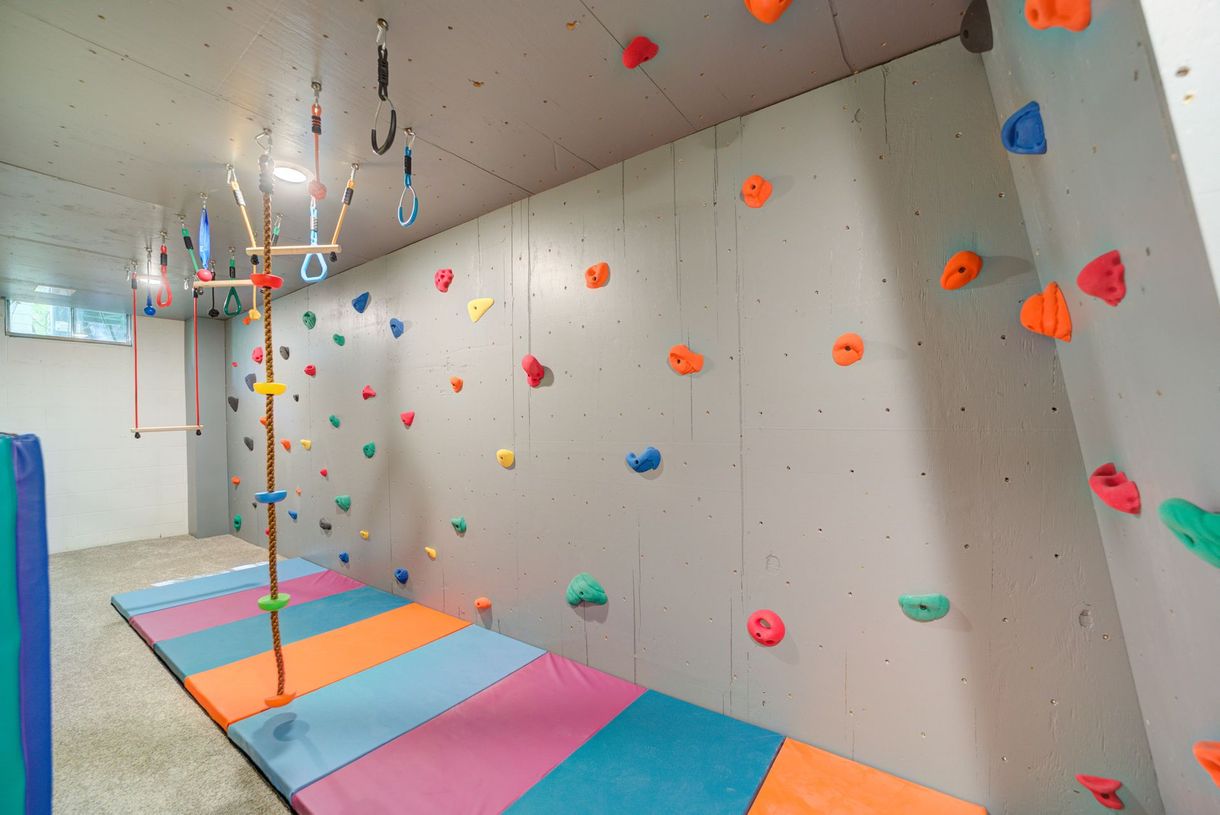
[397,128,419,227]
[370,19,397,155]
[300,197,329,283]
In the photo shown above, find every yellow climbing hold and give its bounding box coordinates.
[253,382,287,395]
[425,546,437,560]
[467,297,495,323]
[360,530,370,540]
[248,307,261,321]
[496,449,515,468]
[300,439,312,450]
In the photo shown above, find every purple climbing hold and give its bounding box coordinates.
[352,291,370,313]
[394,567,409,584]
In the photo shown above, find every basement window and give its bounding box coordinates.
[5,299,131,345]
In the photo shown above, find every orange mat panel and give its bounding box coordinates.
[748,738,987,815]
[185,603,468,728]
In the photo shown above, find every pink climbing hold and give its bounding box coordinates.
[522,354,545,387]
[747,609,786,647]
[400,411,415,427]
[319,468,328,477]
[435,268,454,292]
[1075,775,1125,810]
[622,35,659,69]
[362,385,376,400]
[304,364,317,377]
[1088,463,1141,515]
[252,346,264,364]
[1077,250,1126,306]
[231,362,237,367]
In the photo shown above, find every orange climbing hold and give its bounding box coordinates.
[450,376,464,393]
[474,596,492,611]
[259,416,268,427]
[231,476,241,487]
[668,344,704,375]
[1196,742,1220,787]
[832,333,864,366]
[280,439,291,452]
[1025,0,1091,32]
[741,175,773,208]
[585,262,610,288]
[941,250,983,290]
[1020,281,1072,342]
[743,0,793,24]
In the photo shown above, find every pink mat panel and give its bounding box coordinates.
[292,652,645,815]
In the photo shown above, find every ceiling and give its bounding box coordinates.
[0,0,969,320]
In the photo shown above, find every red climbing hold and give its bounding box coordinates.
[400,411,415,427]
[280,439,291,451]
[741,175,773,209]
[259,415,268,427]
[252,346,264,364]
[450,376,464,393]
[1075,775,1124,810]
[1088,463,1141,515]
[320,468,328,477]
[1026,0,1091,32]
[747,609,786,646]
[362,385,376,400]
[622,36,659,69]
[522,354,544,387]
[1020,281,1072,342]
[1077,250,1125,306]
[197,268,214,283]
[585,262,610,289]
[230,476,241,486]
[1195,742,1220,788]
[668,344,704,375]
[832,333,864,366]
[304,364,316,376]
[435,268,454,292]
[744,0,794,24]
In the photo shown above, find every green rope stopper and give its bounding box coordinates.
[363,442,376,458]
[566,573,607,606]
[335,495,351,511]
[329,415,341,428]
[1159,498,1220,568]
[257,593,291,612]
[333,333,346,346]
[898,593,950,622]
[302,310,317,329]
[223,287,242,317]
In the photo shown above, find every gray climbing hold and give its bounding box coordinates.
[243,436,254,451]
[293,394,300,402]
[960,0,993,54]
[228,396,239,412]
[244,373,256,392]
[319,518,332,531]
[279,345,290,360]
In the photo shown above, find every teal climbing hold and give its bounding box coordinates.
[302,311,317,329]
[329,415,340,428]
[566,573,607,606]
[333,333,345,346]
[450,516,467,534]
[1159,498,1220,568]
[335,495,351,512]
[362,442,376,459]
[352,291,370,313]
[898,593,951,622]
[233,514,242,531]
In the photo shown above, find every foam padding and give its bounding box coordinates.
[748,738,987,814]
[185,603,468,728]
[293,652,645,814]
[232,626,543,798]
[131,569,363,645]
[156,586,408,680]
[506,690,783,814]
[111,557,325,619]
[0,437,26,812]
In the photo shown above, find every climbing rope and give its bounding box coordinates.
[327,164,358,262]
[223,246,242,317]
[397,127,419,227]
[156,233,173,309]
[309,82,327,201]
[370,19,396,155]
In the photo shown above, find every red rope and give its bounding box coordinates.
[156,243,173,309]
[193,292,201,427]
[131,286,139,430]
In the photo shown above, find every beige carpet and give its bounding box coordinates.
[51,534,291,814]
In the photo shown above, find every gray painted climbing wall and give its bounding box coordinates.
[185,319,228,538]
[983,2,1220,812]
[224,39,1159,814]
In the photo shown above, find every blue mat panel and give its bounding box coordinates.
[111,557,325,619]
[154,586,409,680]
[506,690,784,815]
[228,625,544,798]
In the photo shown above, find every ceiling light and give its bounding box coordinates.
[34,284,76,296]
[273,165,308,183]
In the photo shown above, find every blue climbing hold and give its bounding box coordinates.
[288,510,298,521]
[390,318,404,339]
[352,291,370,313]
[254,490,288,504]
[1001,101,1046,155]
[394,567,409,584]
[626,446,662,473]
[338,551,350,564]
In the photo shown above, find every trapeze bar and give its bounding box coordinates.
[130,424,204,434]
[243,243,340,257]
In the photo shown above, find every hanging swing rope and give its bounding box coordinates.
[397,127,419,227]
[327,164,358,263]
[371,19,396,156]
[131,251,203,436]
[227,164,260,266]
[155,232,173,309]
[309,82,327,202]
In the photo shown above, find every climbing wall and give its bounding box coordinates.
[224,39,1158,813]
[983,2,1220,813]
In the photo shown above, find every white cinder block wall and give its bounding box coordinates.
[0,306,188,552]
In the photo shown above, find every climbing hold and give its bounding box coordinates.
[400,411,415,427]
[743,0,792,24]
[959,0,993,53]
[319,468,328,477]
[450,516,467,534]
[1088,463,1141,515]
[244,373,257,392]
[300,439,312,450]
[621,35,659,69]
[352,291,370,313]
[467,297,495,323]
[227,396,239,412]
[257,593,291,612]
[898,594,951,622]
[304,364,317,377]
[941,250,983,290]
[295,487,301,496]
[1077,250,1126,306]
[243,436,254,451]
[333,333,345,346]
[626,447,662,473]
[293,394,299,402]
[1194,742,1220,787]
[280,439,291,452]
[522,354,545,387]
[360,530,369,540]
[425,547,437,560]
[475,596,492,611]
[747,609,786,647]
[1159,499,1220,568]
[832,333,864,366]
[231,476,241,487]
[362,385,377,400]
[1020,281,1072,341]
[259,416,268,427]
[255,490,288,504]
[585,262,610,288]
[252,346,264,364]
[288,510,298,521]
[253,382,287,395]
[233,514,242,531]
[279,345,289,360]
[302,311,317,329]
[339,551,349,564]
[329,415,340,428]
[566,573,607,606]
[232,362,238,368]
[362,442,376,458]
[668,344,704,375]
[335,495,351,512]
[319,518,332,531]
[741,175,773,208]
[450,376,464,393]
[1001,101,1047,155]
[1025,0,1091,31]
[394,568,409,584]
[1075,775,1124,810]
[496,449,515,469]
[390,318,405,338]
[435,268,454,292]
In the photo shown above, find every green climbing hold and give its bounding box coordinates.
[233,514,242,531]
[363,442,376,458]
[898,593,951,622]
[302,311,316,329]
[333,333,345,346]
[335,495,351,512]
[450,516,467,534]
[257,592,291,612]
[329,415,340,428]
[1159,498,1220,568]
[566,572,607,606]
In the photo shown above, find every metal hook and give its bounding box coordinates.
[255,128,272,153]
[405,127,416,150]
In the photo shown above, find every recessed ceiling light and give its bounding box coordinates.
[34,284,76,296]
[273,165,308,183]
